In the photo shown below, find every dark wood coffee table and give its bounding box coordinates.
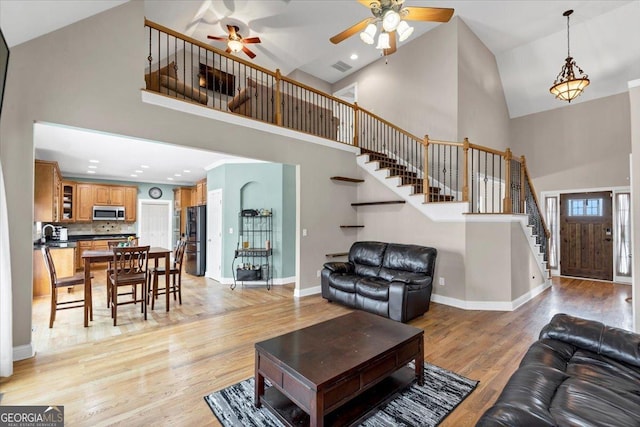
[254,311,424,426]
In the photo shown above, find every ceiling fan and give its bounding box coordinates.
[330,0,454,56]
[207,25,261,59]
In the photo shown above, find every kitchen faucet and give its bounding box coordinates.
[41,223,56,242]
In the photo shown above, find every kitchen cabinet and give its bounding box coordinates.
[124,187,137,222]
[76,183,93,222]
[174,187,192,236]
[76,238,127,271]
[60,181,75,223]
[34,246,75,297]
[93,185,124,206]
[34,160,62,222]
[194,179,207,206]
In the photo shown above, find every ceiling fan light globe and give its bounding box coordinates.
[360,23,377,45]
[228,39,243,52]
[382,10,401,32]
[396,20,414,42]
[376,32,391,50]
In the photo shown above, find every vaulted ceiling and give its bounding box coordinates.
[2,0,638,119]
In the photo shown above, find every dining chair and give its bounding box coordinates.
[106,239,139,308]
[41,246,90,328]
[149,239,187,311]
[108,245,150,326]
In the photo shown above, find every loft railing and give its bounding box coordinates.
[143,19,550,261]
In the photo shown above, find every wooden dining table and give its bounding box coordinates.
[81,246,171,327]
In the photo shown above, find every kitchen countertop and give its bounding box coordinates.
[33,233,137,250]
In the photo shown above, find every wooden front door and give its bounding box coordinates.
[560,191,613,280]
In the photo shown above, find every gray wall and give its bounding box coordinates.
[0,1,358,350]
[510,93,631,192]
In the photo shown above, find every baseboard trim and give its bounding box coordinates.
[13,343,35,361]
[218,276,295,286]
[294,285,321,298]
[431,280,552,311]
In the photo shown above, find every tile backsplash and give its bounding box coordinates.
[34,221,137,240]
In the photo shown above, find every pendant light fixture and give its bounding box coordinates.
[549,10,590,102]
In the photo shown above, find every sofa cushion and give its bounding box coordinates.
[349,241,386,278]
[159,75,208,105]
[382,244,436,274]
[356,277,390,301]
[145,61,178,91]
[328,274,359,293]
[227,87,253,111]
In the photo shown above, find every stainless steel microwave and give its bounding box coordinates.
[93,206,125,221]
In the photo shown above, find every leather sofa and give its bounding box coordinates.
[477,313,640,426]
[144,61,208,105]
[227,78,339,140]
[321,241,437,323]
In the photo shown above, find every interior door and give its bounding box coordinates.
[560,191,613,280]
[206,189,223,281]
[139,201,171,249]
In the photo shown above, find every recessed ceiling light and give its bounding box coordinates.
[135,170,143,173]
[167,177,174,181]
[87,170,96,174]
[174,173,182,177]
[183,170,191,173]
[141,165,150,169]
[350,53,358,60]
[130,174,138,177]
[89,159,100,163]
[88,165,97,169]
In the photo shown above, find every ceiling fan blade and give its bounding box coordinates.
[403,7,454,23]
[242,37,262,44]
[358,0,380,8]
[242,45,257,59]
[227,25,237,37]
[207,35,227,41]
[330,18,372,44]
[384,30,397,56]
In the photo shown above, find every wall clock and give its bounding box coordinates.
[148,187,163,199]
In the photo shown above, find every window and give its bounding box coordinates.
[615,193,631,277]
[568,198,603,217]
[545,196,558,269]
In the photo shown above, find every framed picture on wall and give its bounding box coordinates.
[198,63,235,96]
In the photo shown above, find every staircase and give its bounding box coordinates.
[357,146,551,282]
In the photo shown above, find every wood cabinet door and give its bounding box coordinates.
[34,161,55,222]
[76,241,93,271]
[124,187,137,221]
[60,181,75,223]
[76,184,93,221]
[93,185,110,205]
[110,187,125,206]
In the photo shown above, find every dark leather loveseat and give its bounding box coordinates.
[321,241,437,323]
[477,313,640,426]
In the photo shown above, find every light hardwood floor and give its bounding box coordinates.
[1,275,633,426]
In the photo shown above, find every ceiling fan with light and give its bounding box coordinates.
[207,25,261,59]
[330,0,454,56]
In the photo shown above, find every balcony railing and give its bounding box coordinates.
[144,19,550,262]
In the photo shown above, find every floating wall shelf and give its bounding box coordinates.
[340,225,364,228]
[351,201,406,207]
[325,252,349,258]
[330,176,364,183]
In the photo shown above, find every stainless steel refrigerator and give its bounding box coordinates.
[185,205,206,276]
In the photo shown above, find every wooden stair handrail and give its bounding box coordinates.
[358,107,422,142]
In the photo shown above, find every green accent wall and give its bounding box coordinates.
[207,163,296,280]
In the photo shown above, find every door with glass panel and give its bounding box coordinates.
[560,192,613,280]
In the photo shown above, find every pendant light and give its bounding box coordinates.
[549,10,590,102]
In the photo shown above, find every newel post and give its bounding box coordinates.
[462,138,470,202]
[275,69,283,126]
[520,155,526,213]
[503,148,513,213]
[353,102,359,148]
[423,135,430,203]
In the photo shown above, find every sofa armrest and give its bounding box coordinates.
[322,262,354,274]
[540,313,640,368]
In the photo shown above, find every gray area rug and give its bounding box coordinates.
[204,362,478,427]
